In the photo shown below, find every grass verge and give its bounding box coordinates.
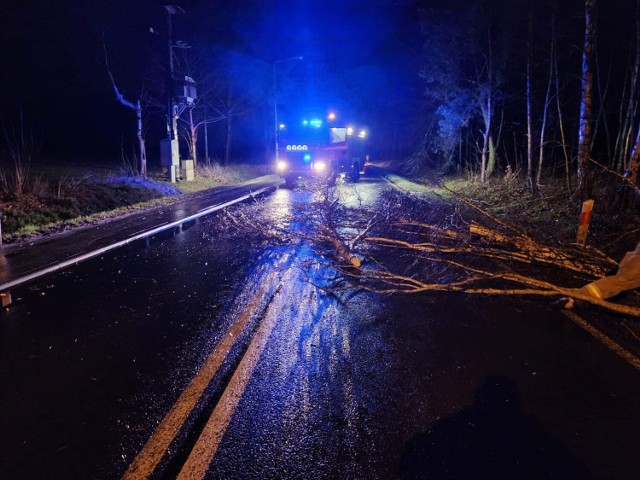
[0,162,272,243]
[431,175,639,258]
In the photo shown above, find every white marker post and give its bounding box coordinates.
[576,199,594,245]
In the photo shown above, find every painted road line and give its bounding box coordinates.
[381,174,429,197]
[177,277,284,480]
[0,184,277,292]
[122,284,269,480]
[381,174,410,194]
[562,310,640,371]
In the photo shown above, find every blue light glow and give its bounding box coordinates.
[303,154,311,161]
[302,119,309,126]
[310,118,323,128]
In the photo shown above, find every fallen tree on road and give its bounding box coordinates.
[220,181,640,316]
[359,190,640,317]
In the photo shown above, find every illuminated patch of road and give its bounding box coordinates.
[562,310,640,371]
[124,184,372,479]
[176,269,292,480]
[381,173,433,196]
[122,283,272,480]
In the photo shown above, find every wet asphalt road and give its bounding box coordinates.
[1,175,640,479]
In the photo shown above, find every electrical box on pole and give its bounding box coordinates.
[175,76,197,106]
[162,4,185,183]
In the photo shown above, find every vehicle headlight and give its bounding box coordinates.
[276,160,287,172]
[313,161,327,172]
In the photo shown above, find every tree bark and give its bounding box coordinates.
[624,1,640,184]
[552,4,571,194]
[487,135,496,178]
[526,4,535,191]
[136,101,147,177]
[537,19,554,188]
[615,2,640,172]
[577,0,597,201]
[188,108,197,167]
[225,116,232,166]
[103,40,147,177]
[626,129,640,184]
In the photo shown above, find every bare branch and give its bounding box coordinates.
[101,38,137,112]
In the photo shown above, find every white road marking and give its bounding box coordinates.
[0,184,276,292]
[562,310,640,371]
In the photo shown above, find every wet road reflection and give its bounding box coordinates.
[2,177,640,479]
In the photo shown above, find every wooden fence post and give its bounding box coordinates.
[576,199,594,245]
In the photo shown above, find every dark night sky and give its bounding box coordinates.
[0,0,420,162]
[0,1,161,160]
[0,1,634,166]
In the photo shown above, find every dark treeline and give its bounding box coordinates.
[1,0,639,201]
[413,0,639,201]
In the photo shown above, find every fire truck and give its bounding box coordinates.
[275,118,368,187]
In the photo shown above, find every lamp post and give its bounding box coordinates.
[273,56,303,163]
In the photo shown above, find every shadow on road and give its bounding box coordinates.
[399,376,592,479]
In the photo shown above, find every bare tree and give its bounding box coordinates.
[102,40,147,177]
[537,9,555,188]
[624,1,640,185]
[612,1,640,173]
[0,111,37,197]
[551,3,572,193]
[477,29,494,183]
[214,86,252,166]
[626,127,640,184]
[179,104,225,167]
[526,4,535,191]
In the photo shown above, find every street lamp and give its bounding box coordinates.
[273,56,303,163]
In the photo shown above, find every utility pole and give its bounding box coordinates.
[161,5,184,183]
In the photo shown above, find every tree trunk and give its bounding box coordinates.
[624,1,640,184]
[225,117,232,166]
[526,5,535,191]
[537,24,554,188]
[577,0,597,201]
[487,135,496,178]
[615,2,640,172]
[204,107,210,166]
[481,122,490,183]
[136,100,147,177]
[592,44,613,164]
[552,7,572,194]
[189,108,197,167]
[627,129,640,184]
